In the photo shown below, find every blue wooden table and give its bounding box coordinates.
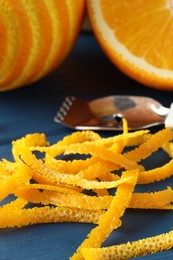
[0,32,172,259]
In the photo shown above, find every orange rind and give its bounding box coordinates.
[0,124,172,259]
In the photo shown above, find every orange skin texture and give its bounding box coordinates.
[0,18,7,66]
[0,0,85,91]
[0,0,33,89]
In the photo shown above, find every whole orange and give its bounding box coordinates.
[0,0,85,91]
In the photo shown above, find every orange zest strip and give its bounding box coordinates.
[30,165,134,190]
[12,133,48,161]
[88,130,149,148]
[108,118,129,154]
[1,159,19,174]
[81,231,173,260]
[138,158,173,184]
[70,170,139,259]
[124,128,173,162]
[0,205,104,229]
[44,154,98,175]
[0,162,33,201]
[122,118,128,134]
[129,187,173,209]
[12,132,49,147]
[125,132,151,147]
[77,160,120,180]
[162,141,173,158]
[65,143,143,170]
[47,130,101,157]
[16,185,173,211]
[15,187,111,210]
[44,154,120,179]
[16,183,82,194]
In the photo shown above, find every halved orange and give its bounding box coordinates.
[87,0,173,90]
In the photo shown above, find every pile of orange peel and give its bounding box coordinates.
[0,119,173,259]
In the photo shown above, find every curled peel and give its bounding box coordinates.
[0,123,172,259]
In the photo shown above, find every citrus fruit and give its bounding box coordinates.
[0,0,85,91]
[86,0,173,90]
